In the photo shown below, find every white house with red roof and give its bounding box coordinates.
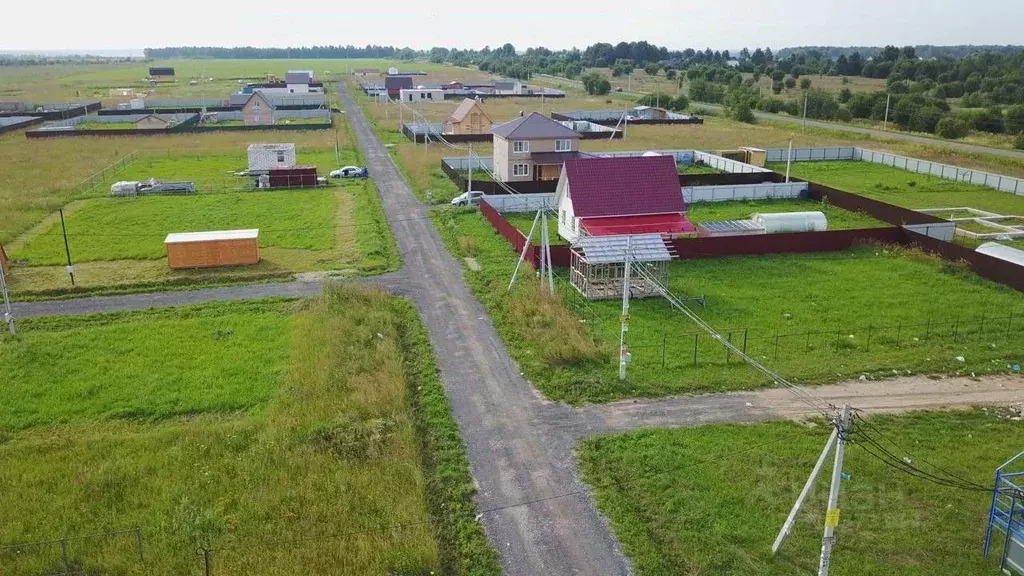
[554,155,695,243]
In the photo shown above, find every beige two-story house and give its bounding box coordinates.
[492,112,583,182]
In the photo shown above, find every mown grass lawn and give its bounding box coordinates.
[0,301,289,429]
[770,160,1024,215]
[0,287,498,576]
[578,410,1018,576]
[12,191,337,265]
[433,209,1024,403]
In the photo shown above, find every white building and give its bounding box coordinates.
[247,143,297,172]
[399,88,445,104]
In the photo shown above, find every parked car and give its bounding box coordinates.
[330,166,368,178]
[451,191,486,206]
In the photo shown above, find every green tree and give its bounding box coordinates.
[1005,105,1024,135]
[838,88,853,103]
[799,77,812,90]
[1014,133,1024,150]
[772,81,784,94]
[784,77,796,89]
[665,69,677,80]
[935,116,970,139]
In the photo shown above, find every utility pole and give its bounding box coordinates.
[771,404,852,576]
[541,214,554,294]
[818,404,851,576]
[882,93,891,131]
[802,95,808,131]
[785,138,794,183]
[0,261,15,336]
[619,236,632,381]
[508,211,541,292]
[59,208,75,286]
[467,142,474,193]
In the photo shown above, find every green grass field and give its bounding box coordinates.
[0,302,289,429]
[769,160,1024,215]
[13,191,337,265]
[0,287,499,575]
[77,122,137,131]
[433,209,1024,403]
[578,410,1017,576]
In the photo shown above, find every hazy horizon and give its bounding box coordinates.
[2,0,1022,54]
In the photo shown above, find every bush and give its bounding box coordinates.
[970,107,1005,134]
[1005,104,1024,135]
[669,94,689,111]
[1014,133,1024,150]
[731,100,756,123]
[838,88,852,103]
[581,73,611,96]
[784,77,797,89]
[665,69,677,80]
[935,116,970,139]
[689,79,726,104]
[910,105,943,133]
[835,106,853,122]
[772,81,784,94]
[799,77,812,90]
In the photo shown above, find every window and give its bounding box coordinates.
[253,114,260,123]
[427,92,433,99]
[555,139,572,152]
[513,163,530,177]
[277,151,285,163]
[513,141,529,153]
[254,99,261,108]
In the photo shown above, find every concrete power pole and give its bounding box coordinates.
[802,95,809,130]
[0,263,14,336]
[882,93,891,131]
[772,404,852,576]
[618,236,632,381]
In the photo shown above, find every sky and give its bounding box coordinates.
[3,0,1023,54]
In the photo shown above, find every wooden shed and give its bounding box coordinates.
[165,229,260,269]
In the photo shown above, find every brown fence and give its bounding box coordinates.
[681,172,782,187]
[804,182,946,227]
[903,229,1024,292]
[479,200,571,267]
[550,112,704,126]
[25,115,201,139]
[669,227,905,258]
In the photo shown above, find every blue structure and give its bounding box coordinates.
[984,450,1024,574]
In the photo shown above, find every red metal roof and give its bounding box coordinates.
[581,214,695,236]
[564,155,686,218]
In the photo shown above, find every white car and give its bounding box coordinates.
[329,166,368,178]
[451,191,486,206]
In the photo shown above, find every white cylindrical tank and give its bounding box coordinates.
[976,242,1024,266]
[752,211,828,234]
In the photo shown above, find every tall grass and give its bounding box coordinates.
[0,286,498,575]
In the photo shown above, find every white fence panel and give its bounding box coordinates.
[764,147,857,162]
[484,193,555,213]
[443,156,495,171]
[692,150,772,173]
[684,182,808,203]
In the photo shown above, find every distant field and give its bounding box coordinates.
[433,209,1024,404]
[579,410,1017,576]
[0,288,499,575]
[770,160,1024,214]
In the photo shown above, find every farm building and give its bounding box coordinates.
[385,76,414,99]
[248,143,297,172]
[148,67,175,82]
[447,98,493,135]
[554,155,695,243]
[241,92,276,125]
[165,229,260,269]
[492,112,583,182]
[399,88,445,103]
[285,71,313,93]
[494,80,524,95]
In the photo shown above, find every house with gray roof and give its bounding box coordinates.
[491,112,584,182]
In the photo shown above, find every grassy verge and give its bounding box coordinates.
[433,208,1024,403]
[578,410,1019,575]
[0,286,497,575]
